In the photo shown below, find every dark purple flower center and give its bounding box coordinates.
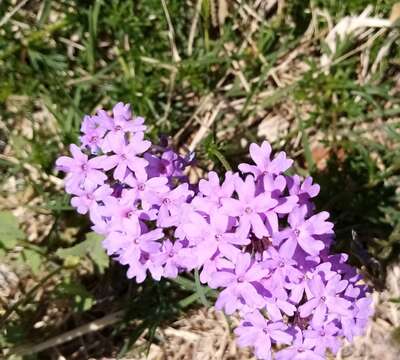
[90,136,98,143]
[246,235,271,258]
[237,276,245,283]
[115,125,122,131]
[245,207,253,214]
[163,198,171,205]
[126,210,135,218]
[120,154,127,160]
[321,296,326,302]
[294,229,300,237]
[111,184,124,198]
[138,183,145,191]
[81,163,88,171]
[279,260,285,268]
[297,347,305,353]
[215,234,222,241]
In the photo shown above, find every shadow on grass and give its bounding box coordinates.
[313,148,400,289]
[21,272,189,359]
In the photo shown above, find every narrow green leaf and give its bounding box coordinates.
[212,148,232,172]
[194,269,210,307]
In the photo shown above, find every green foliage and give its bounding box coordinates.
[0,211,25,250]
[310,0,395,18]
[21,248,43,275]
[55,280,95,312]
[56,231,109,273]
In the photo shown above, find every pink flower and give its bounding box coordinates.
[239,141,293,178]
[56,144,106,193]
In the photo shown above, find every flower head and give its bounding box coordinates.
[56,103,373,360]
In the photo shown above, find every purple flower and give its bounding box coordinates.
[211,253,268,314]
[183,210,248,265]
[221,175,278,238]
[235,311,292,360]
[341,296,373,341]
[152,240,195,279]
[193,171,236,212]
[285,261,336,304]
[304,322,341,356]
[124,173,169,209]
[144,149,187,179]
[80,114,109,152]
[101,102,147,146]
[96,134,150,180]
[264,175,297,211]
[56,105,373,360]
[117,228,164,282]
[287,175,320,201]
[70,184,113,214]
[80,111,112,136]
[262,245,301,284]
[239,141,293,178]
[101,193,156,232]
[278,205,332,257]
[156,184,193,227]
[260,275,297,321]
[56,144,106,192]
[275,328,325,360]
[299,274,351,327]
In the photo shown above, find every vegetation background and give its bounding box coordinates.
[1,0,400,359]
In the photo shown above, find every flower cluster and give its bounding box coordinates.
[56,102,195,282]
[56,103,373,360]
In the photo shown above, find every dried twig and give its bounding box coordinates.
[321,5,393,71]
[161,0,181,62]
[0,0,29,28]
[188,0,204,56]
[188,102,223,151]
[13,311,124,356]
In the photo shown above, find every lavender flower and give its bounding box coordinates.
[211,253,268,314]
[221,175,278,238]
[239,141,293,178]
[56,144,106,192]
[235,311,292,360]
[56,102,373,360]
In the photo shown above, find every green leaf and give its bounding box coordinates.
[56,232,109,273]
[194,269,210,307]
[55,281,94,312]
[0,211,25,249]
[56,240,89,258]
[22,249,43,275]
[86,232,109,273]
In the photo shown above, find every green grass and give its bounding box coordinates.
[1,0,400,358]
